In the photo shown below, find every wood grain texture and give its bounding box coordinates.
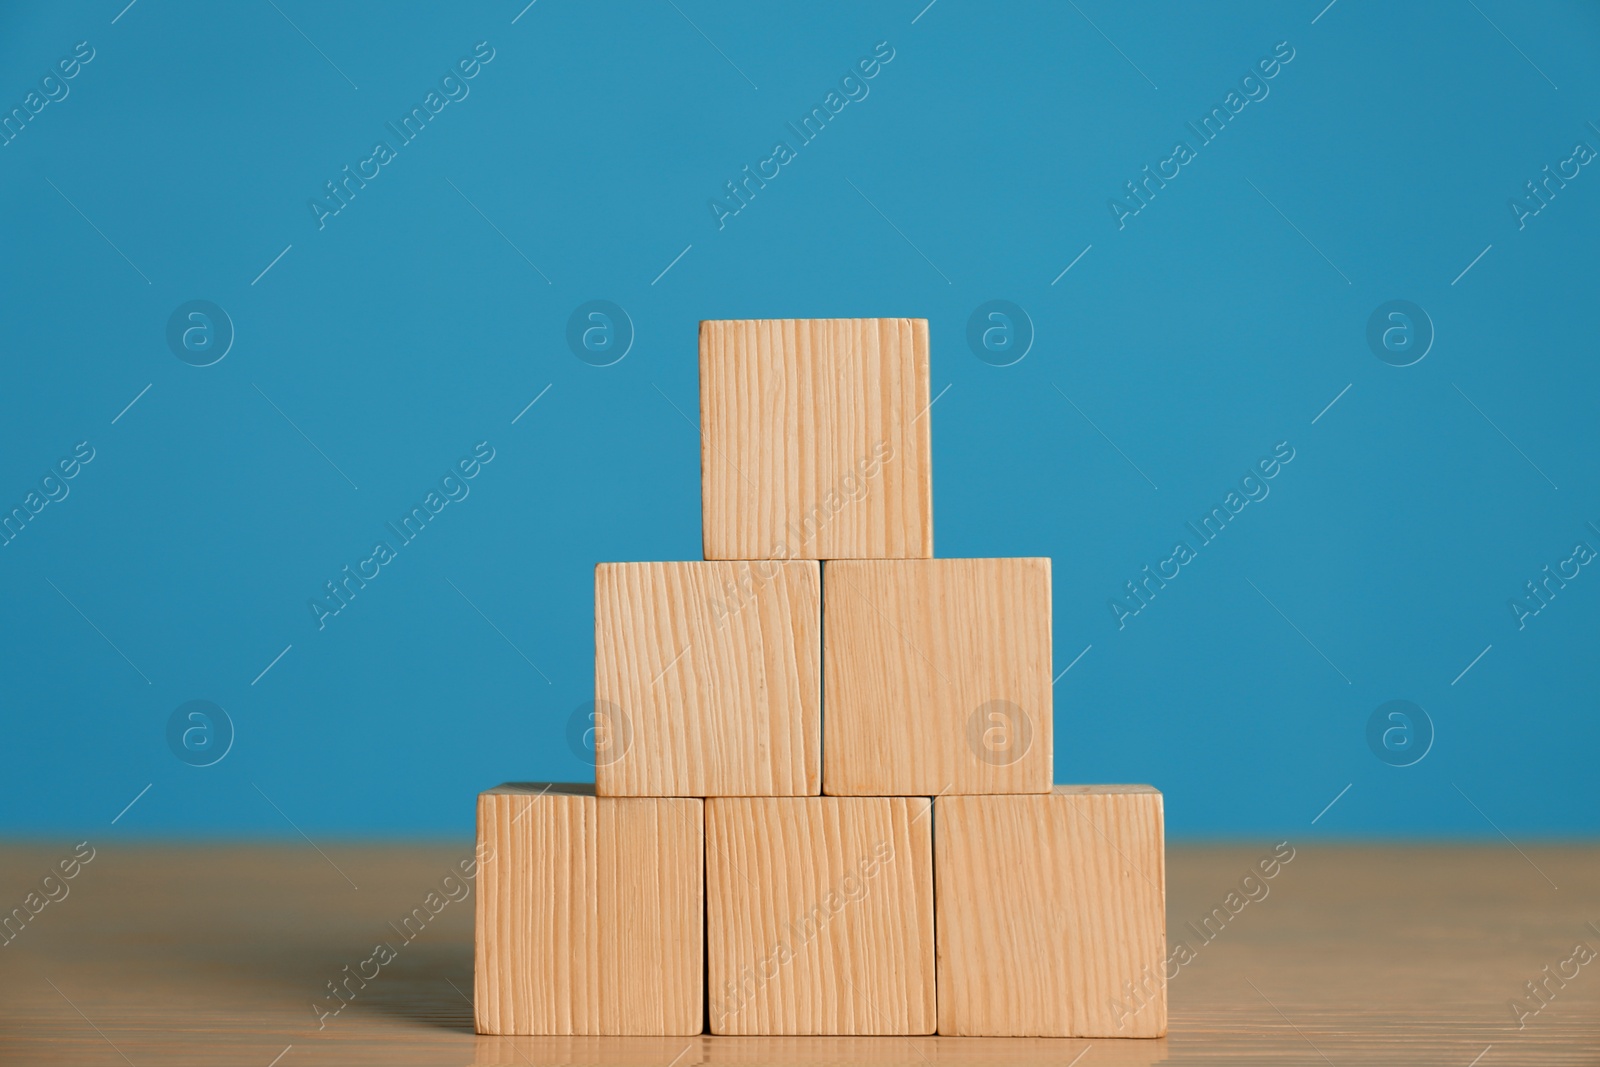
[597,798,704,1034]
[935,785,1167,1037]
[705,797,935,1035]
[822,557,1052,795]
[475,785,703,1035]
[6,842,1599,1064]
[476,784,596,1036]
[595,561,820,797]
[473,1035,1164,1065]
[699,318,932,561]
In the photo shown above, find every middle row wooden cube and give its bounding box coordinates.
[594,557,1052,796]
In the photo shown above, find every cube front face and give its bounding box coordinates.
[595,561,821,797]
[475,785,598,1036]
[705,797,936,1035]
[934,786,1167,1038]
[474,785,704,1036]
[596,798,704,1034]
[822,558,1053,796]
[699,318,933,562]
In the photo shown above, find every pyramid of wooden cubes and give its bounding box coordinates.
[475,319,1167,1038]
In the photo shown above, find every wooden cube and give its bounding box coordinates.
[934,786,1167,1037]
[822,557,1052,795]
[474,784,703,1035]
[699,318,933,561]
[705,796,935,1035]
[595,560,821,796]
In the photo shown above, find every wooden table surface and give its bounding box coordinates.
[2,842,1595,1065]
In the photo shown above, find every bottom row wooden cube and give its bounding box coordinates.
[936,785,1167,1037]
[475,783,1163,1038]
[474,784,702,1035]
[706,796,935,1035]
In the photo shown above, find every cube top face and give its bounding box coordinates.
[699,318,933,561]
[595,560,821,797]
[934,786,1167,1038]
[705,796,936,1035]
[1054,783,1158,796]
[822,557,1053,795]
[484,781,595,798]
[474,787,704,1036]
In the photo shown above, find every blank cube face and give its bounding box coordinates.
[699,319,933,561]
[474,785,704,1036]
[823,558,1052,795]
[595,561,821,797]
[475,785,597,1036]
[596,798,704,1034]
[705,797,936,1035]
[935,786,1167,1037]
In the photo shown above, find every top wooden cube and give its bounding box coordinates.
[699,319,933,561]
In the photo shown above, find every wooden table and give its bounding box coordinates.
[2,843,1595,1064]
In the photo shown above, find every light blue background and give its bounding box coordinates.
[3,0,1596,839]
